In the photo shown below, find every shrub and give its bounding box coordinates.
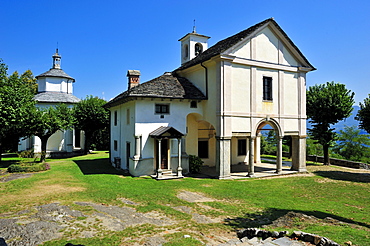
[17,149,34,158]
[189,155,203,174]
[8,162,50,173]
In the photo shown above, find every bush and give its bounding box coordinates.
[8,162,50,173]
[189,155,203,174]
[17,149,34,158]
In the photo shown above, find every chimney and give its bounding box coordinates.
[127,70,140,89]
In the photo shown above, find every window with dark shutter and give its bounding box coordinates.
[263,76,273,101]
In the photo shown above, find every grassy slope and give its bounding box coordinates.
[0,152,369,245]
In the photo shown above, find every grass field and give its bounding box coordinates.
[0,152,369,245]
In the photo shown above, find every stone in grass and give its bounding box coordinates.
[273,237,306,246]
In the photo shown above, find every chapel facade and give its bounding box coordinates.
[105,18,315,179]
[18,50,84,155]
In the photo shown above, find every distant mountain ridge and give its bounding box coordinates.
[307,106,366,134]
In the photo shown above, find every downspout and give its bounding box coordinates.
[200,62,208,99]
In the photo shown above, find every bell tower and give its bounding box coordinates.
[178,24,210,65]
[52,48,61,69]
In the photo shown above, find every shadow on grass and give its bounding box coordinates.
[0,160,19,169]
[224,207,370,230]
[313,170,370,183]
[73,158,129,176]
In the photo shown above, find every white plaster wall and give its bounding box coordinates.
[284,72,299,116]
[230,64,251,113]
[255,27,279,64]
[230,39,251,58]
[282,118,299,132]
[37,77,73,93]
[281,44,299,66]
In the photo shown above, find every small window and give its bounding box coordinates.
[114,111,117,126]
[198,140,209,158]
[114,140,118,151]
[126,108,130,125]
[183,44,189,59]
[190,101,197,108]
[155,104,170,114]
[263,77,273,101]
[238,139,247,156]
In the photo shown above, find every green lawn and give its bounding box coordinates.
[0,152,369,245]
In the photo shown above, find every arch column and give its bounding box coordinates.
[156,138,163,179]
[276,136,283,174]
[177,138,183,177]
[291,136,307,172]
[216,137,231,179]
[248,136,255,177]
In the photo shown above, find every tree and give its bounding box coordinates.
[306,81,355,165]
[0,59,36,162]
[73,96,109,155]
[31,104,74,162]
[355,95,370,134]
[332,125,370,162]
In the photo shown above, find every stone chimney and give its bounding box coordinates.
[127,70,140,89]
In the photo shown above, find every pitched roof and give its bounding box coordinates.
[36,68,75,82]
[105,72,206,108]
[34,92,80,104]
[149,126,184,138]
[175,18,315,72]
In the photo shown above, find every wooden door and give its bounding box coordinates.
[161,139,168,169]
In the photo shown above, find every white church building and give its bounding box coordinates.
[18,50,83,156]
[105,18,315,179]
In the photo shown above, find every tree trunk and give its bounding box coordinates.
[0,142,2,164]
[323,144,330,165]
[83,132,91,155]
[40,136,49,162]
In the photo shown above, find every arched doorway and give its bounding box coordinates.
[249,119,284,176]
[186,113,216,168]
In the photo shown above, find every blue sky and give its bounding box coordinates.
[1,0,369,105]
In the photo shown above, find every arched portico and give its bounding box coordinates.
[249,118,284,177]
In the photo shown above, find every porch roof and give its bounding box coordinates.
[149,126,184,138]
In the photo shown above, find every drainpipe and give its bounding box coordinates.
[200,62,208,99]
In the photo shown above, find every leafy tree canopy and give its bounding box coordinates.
[355,95,370,134]
[30,104,74,162]
[0,59,36,159]
[306,81,355,165]
[73,96,109,154]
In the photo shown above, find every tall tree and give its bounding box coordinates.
[306,81,355,165]
[73,96,109,155]
[355,95,370,134]
[332,125,370,162]
[31,104,74,162]
[0,59,36,162]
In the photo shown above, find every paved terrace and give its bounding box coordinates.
[193,158,298,179]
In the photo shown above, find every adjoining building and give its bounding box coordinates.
[105,18,315,179]
[18,50,84,156]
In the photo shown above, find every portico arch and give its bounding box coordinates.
[186,113,216,167]
[248,118,284,176]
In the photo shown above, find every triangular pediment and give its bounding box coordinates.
[223,21,312,68]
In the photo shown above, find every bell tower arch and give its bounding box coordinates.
[178,25,210,65]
